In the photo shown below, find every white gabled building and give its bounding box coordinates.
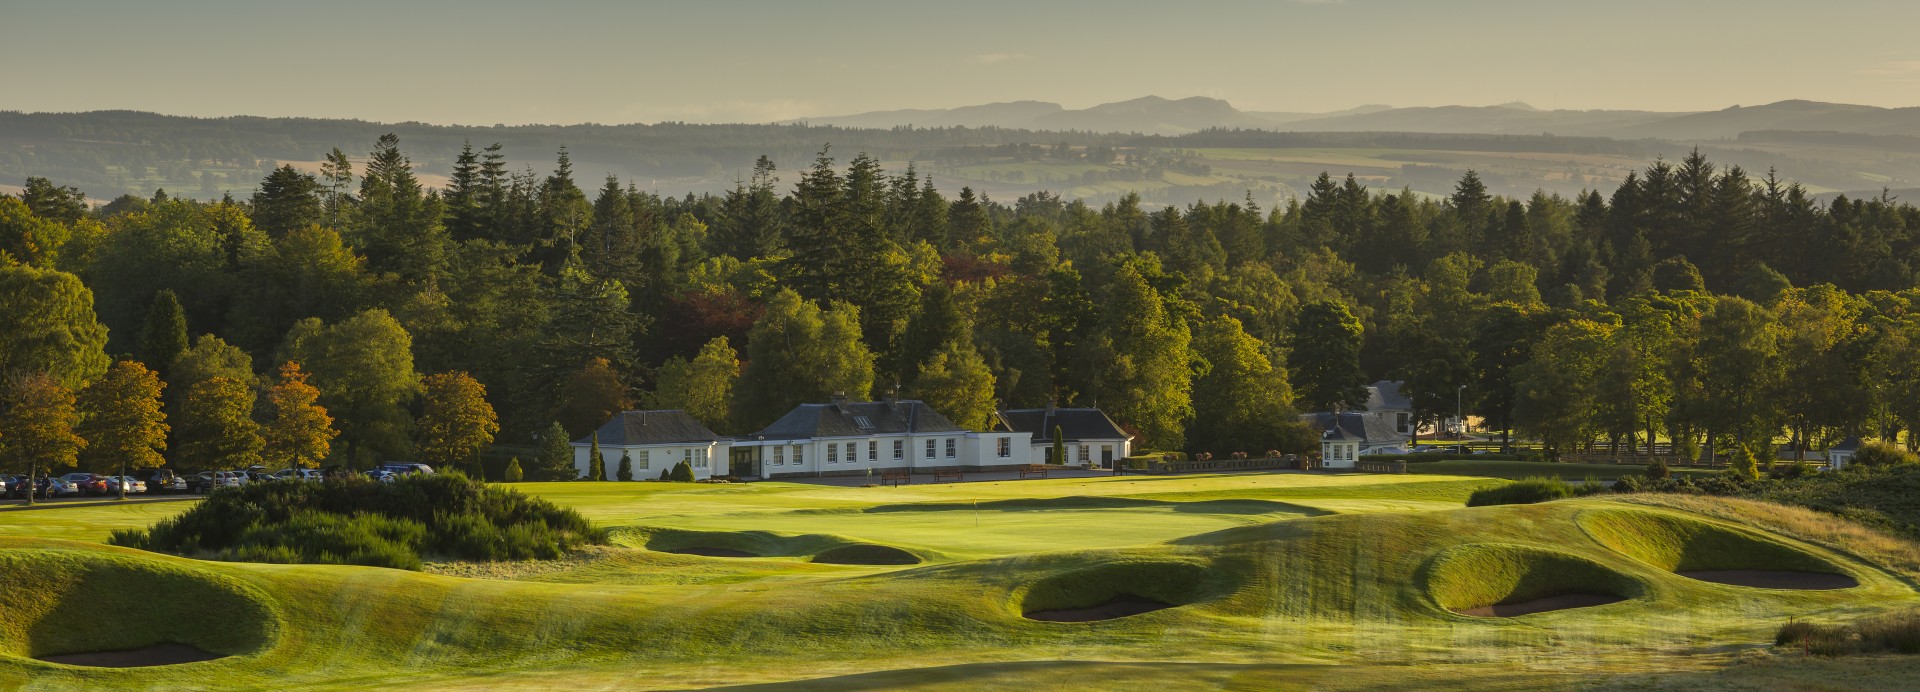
[572,410,728,480]
[1308,411,1409,468]
[995,406,1133,467]
[727,396,1033,478]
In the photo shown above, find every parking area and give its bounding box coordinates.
[0,495,200,511]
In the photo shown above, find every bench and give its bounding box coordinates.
[933,469,965,483]
[879,470,911,487]
[1018,464,1051,480]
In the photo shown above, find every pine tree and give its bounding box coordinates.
[533,421,576,481]
[444,141,485,242]
[1051,425,1066,466]
[137,289,189,373]
[250,165,323,238]
[1289,300,1368,412]
[617,450,634,481]
[587,432,606,481]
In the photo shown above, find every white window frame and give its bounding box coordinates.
[638,449,650,470]
[772,446,784,465]
[925,439,936,459]
[794,446,804,465]
[868,441,878,462]
[828,444,839,463]
[945,438,956,458]
[893,440,904,460]
[997,437,1011,458]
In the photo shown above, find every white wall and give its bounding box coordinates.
[572,442,724,480]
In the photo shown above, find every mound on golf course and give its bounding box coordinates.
[0,551,274,668]
[1578,508,1859,589]
[0,473,1911,689]
[1425,543,1641,617]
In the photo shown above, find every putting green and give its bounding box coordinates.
[0,471,1913,689]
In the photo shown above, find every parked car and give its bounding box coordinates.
[59,473,112,496]
[274,468,326,481]
[374,463,435,477]
[185,472,217,494]
[209,470,249,490]
[105,476,146,494]
[4,475,31,499]
[364,469,398,483]
[147,470,188,494]
[37,476,81,498]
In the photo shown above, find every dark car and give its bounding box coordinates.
[146,469,188,494]
[186,472,217,494]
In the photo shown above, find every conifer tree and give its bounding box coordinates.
[250,165,323,238]
[533,421,576,481]
[504,457,525,483]
[617,450,633,481]
[1289,300,1368,413]
[587,432,606,481]
[137,289,189,373]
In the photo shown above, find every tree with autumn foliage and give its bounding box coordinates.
[416,371,499,476]
[261,362,337,469]
[75,361,169,493]
[0,373,84,505]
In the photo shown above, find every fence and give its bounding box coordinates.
[1146,456,1300,474]
[1356,460,1408,474]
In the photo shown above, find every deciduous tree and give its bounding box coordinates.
[261,362,336,470]
[175,376,262,471]
[75,360,168,482]
[416,371,498,476]
[0,372,83,505]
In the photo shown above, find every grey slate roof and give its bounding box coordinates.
[1365,380,1412,412]
[1301,411,1404,444]
[750,400,964,440]
[1831,436,1863,452]
[996,408,1132,442]
[576,410,721,446]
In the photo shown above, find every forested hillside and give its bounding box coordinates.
[5,131,1920,477]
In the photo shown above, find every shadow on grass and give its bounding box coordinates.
[857,496,1332,517]
[701,660,1575,691]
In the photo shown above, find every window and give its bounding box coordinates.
[772,446,784,466]
[683,449,692,466]
[1078,445,1090,462]
[1396,413,1410,433]
[697,449,709,468]
[868,441,878,462]
[828,444,839,463]
[853,415,872,429]
[893,440,903,459]
[794,446,804,465]
[925,439,936,459]
[848,442,858,462]
[996,437,1011,457]
[638,450,650,470]
[944,438,956,458]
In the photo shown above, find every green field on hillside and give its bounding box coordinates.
[2,471,1916,689]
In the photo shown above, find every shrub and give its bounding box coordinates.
[669,460,696,482]
[503,457,525,483]
[1645,457,1671,480]
[109,473,604,569]
[1853,441,1916,468]
[1727,445,1761,481]
[1466,477,1575,507]
[616,451,634,481]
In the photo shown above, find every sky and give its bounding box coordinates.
[4,0,1919,125]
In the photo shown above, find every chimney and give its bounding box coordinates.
[830,391,849,411]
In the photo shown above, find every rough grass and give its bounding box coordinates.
[1016,558,1218,614]
[1466,477,1578,506]
[1621,494,1920,583]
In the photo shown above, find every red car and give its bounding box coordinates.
[59,473,112,496]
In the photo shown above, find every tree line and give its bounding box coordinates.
[4,136,1920,481]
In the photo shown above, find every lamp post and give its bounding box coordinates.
[1456,385,1466,442]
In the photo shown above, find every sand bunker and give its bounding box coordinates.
[663,547,758,558]
[1024,595,1175,622]
[1676,570,1858,590]
[37,643,226,668]
[810,544,920,565]
[1457,594,1627,617]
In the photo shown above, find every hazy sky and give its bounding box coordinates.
[5,0,1918,125]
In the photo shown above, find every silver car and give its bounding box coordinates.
[106,476,147,494]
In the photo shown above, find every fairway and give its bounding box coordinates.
[2,471,1916,689]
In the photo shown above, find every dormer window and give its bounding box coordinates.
[853,415,873,429]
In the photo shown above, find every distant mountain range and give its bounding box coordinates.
[791,96,1920,140]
